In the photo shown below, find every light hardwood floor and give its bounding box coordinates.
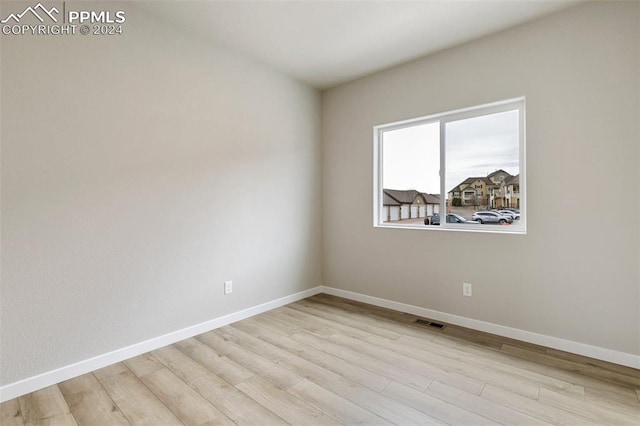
[2,294,639,425]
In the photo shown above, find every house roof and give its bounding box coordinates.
[383,192,401,206]
[468,177,492,184]
[486,169,515,185]
[449,171,519,193]
[384,189,421,204]
[448,177,492,193]
[422,193,441,204]
[487,169,512,180]
[383,189,440,205]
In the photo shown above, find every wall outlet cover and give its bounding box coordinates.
[463,282,472,297]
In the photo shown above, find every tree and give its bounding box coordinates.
[472,195,483,209]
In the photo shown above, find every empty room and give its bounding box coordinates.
[1,0,639,424]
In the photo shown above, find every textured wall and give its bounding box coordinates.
[1,3,322,385]
[322,2,639,355]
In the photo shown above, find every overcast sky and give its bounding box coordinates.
[383,110,519,195]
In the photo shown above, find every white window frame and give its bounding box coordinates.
[373,97,526,234]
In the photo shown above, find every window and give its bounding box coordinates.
[373,98,525,233]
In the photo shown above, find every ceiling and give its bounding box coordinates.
[141,1,580,89]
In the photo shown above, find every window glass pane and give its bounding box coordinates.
[374,98,524,233]
[445,110,521,225]
[381,122,440,225]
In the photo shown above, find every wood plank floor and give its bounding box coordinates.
[2,294,640,425]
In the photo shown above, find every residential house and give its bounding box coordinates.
[448,170,518,209]
[488,173,520,209]
[448,177,492,207]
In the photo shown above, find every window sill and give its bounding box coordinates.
[374,223,526,235]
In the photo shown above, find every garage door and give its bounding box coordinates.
[390,206,400,221]
[400,205,410,219]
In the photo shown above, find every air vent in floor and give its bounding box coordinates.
[414,319,446,329]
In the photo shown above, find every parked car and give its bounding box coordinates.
[472,211,512,224]
[498,209,520,220]
[446,213,479,224]
[428,213,479,225]
[499,211,516,220]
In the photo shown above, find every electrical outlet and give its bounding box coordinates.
[463,282,472,297]
[224,280,233,295]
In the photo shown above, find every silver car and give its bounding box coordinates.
[498,209,520,220]
[471,211,512,224]
[428,213,479,225]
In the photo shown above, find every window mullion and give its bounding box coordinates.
[439,119,446,228]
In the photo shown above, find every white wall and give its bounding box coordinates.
[322,2,639,356]
[0,3,322,386]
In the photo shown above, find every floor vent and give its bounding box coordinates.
[414,319,446,329]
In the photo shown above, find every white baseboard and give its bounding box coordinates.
[3,284,637,403]
[0,286,323,403]
[321,286,640,370]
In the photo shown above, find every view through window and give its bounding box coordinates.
[374,98,525,233]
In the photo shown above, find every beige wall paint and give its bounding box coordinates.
[0,4,322,385]
[322,2,640,355]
